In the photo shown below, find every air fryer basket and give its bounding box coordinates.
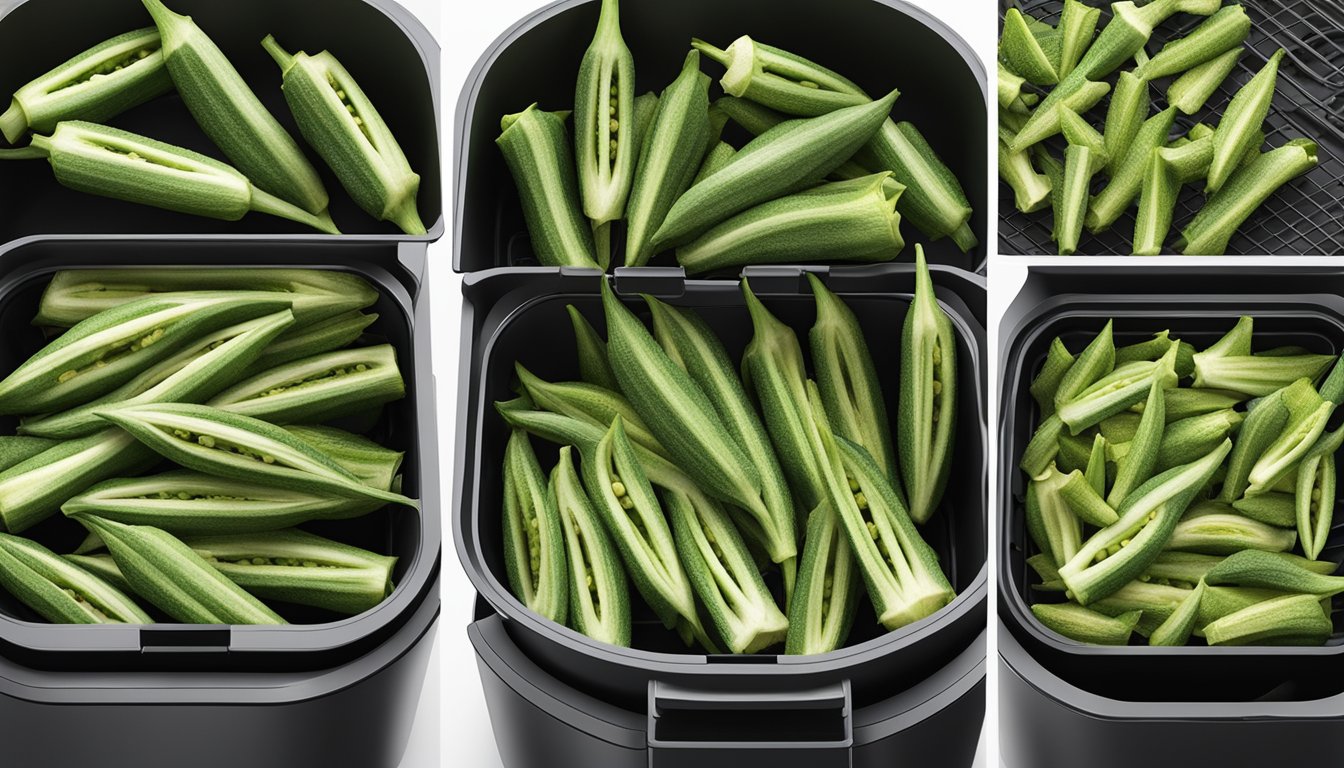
[998,0,1344,256]
[454,0,989,274]
[999,266,1344,702]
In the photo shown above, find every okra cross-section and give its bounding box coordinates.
[502,429,568,625]
[0,533,151,624]
[551,446,630,647]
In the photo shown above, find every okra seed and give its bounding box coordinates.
[609,119,619,133]
[1107,544,1121,556]
[1120,539,1131,548]
[1313,489,1322,502]
[619,496,634,510]
[610,481,626,497]
[57,370,78,384]
[867,522,879,539]
[303,561,317,568]
[198,435,216,448]
[252,557,267,565]
[799,80,820,89]
[855,492,869,510]
[848,477,860,492]
[932,381,942,395]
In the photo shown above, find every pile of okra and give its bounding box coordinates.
[0,270,418,626]
[499,251,959,656]
[999,0,1321,255]
[1022,317,1344,646]
[497,0,976,275]
[0,0,425,234]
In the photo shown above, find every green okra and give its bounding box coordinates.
[550,447,630,647]
[206,344,405,425]
[1,122,338,233]
[1028,552,1065,591]
[498,105,599,269]
[1087,433,1109,497]
[1059,432,1097,475]
[1168,47,1243,115]
[63,554,135,595]
[1006,76,1112,154]
[632,91,659,152]
[787,502,860,655]
[1203,593,1332,646]
[1148,580,1205,646]
[1031,338,1075,417]
[1195,585,1289,630]
[676,173,904,275]
[998,63,1033,113]
[142,0,327,216]
[21,310,295,440]
[999,120,1053,214]
[585,417,697,631]
[667,487,789,654]
[1133,149,1181,256]
[0,436,59,473]
[0,27,172,144]
[185,528,397,615]
[1022,413,1065,477]
[1057,108,1108,255]
[261,36,426,235]
[646,296,796,575]
[1060,467,1121,527]
[1055,321,1115,411]
[1180,139,1320,255]
[1001,9,1060,86]
[33,269,377,329]
[692,36,866,117]
[1160,388,1245,421]
[502,429,568,624]
[1147,551,1339,586]
[1028,468,1082,569]
[1058,346,1180,436]
[1032,603,1140,645]
[1208,49,1286,195]
[1194,352,1334,398]
[0,533,150,624]
[566,306,619,392]
[283,426,404,491]
[1247,379,1333,496]
[899,246,958,524]
[602,280,765,518]
[96,403,417,507]
[1058,0,1102,80]
[1091,580,1192,637]
[250,311,378,375]
[1166,511,1297,554]
[742,282,827,512]
[1232,492,1297,528]
[1113,330,1183,371]
[1060,439,1231,605]
[624,51,711,267]
[1296,427,1344,560]
[1108,377,1164,508]
[1156,409,1243,471]
[515,364,662,456]
[62,470,381,535]
[0,430,154,533]
[651,91,898,249]
[1087,108,1178,234]
[1204,548,1344,596]
[1059,109,1108,171]
[574,0,638,246]
[692,141,737,185]
[1133,5,1251,82]
[76,515,286,624]
[1100,413,1141,444]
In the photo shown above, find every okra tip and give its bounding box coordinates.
[689,38,730,66]
[260,34,296,71]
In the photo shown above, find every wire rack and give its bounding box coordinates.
[999,0,1344,256]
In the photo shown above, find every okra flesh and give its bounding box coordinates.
[207,344,405,425]
[502,430,568,624]
[786,502,859,655]
[1166,512,1298,555]
[1134,5,1251,82]
[1169,47,1244,115]
[574,0,638,228]
[1088,108,1178,234]
[1203,593,1332,646]
[899,247,957,524]
[1029,470,1083,568]
[0,430,154,533]
[551,447,630,647]
[498,106,600,269]
[1108,379,1163,507]
[1208,49,1286,196]
[0,533,151,624]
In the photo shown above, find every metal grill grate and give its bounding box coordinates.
[999,0,1344,255]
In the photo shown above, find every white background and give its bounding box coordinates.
[434,2,996,768]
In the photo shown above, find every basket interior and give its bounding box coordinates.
[998,0,1344,255]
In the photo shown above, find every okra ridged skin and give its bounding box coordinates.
[0,436,58,473]
[497,105,599,269]
[141,0,329,216]
[0,533,151,624]
[262,36,426,235]
[284,425,405,492]
[75,515,286,625]
[1133,5,1251,82]
[551,447,630,647]
[502,430,569,625]
[1208,49,1286,196]
[573,0,638,229]
[207,344,406,425]
[1178,139,1320,255]
[0,430,155,533]
[0,27,172,144]
[566,306,620,392]
[898,247,957,525]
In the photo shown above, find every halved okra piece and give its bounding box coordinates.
[1148,580,1206,646]
[1057,466,1120,527]
[675,173,905,274]
[1156,409,1243,471]
[787,502,860,655]
[1087,108,1178,234]
[623,51,710,267]
[1032,603,1140,645]
[242,311,378,376]
[1296,427,1344,560]
[142,0,328,216]
[1027,466,1082,568]
[1055,321,1115,412]
[0,533,151,624]
[1091,580,1193,637]
[207,344,406,424]
[646,296,797,583]
[1030,338,1075,417]
[1168,47,1244,115]
[1247,379,1334,496]
[1203,593,1332,646]
[1165,510,1298,554]
[1,27,171,143]
[550,446,630,647]
[1132,4,1251,82]
[515,364,662,455]
[999,117,1052,214]
[502,429,568,625]
[1056,110,1108,255]
[95,403,417,507]
[1058,345,1181,436]
[1179,140,1320,255]
[1204,549,1344,596]
[565,305,620,392]
[1000,9,1059,86]
[284,425,404,492]
[1108,377,1165,508]
[21,309,296,440]
[899,246,958,524]
[75,515,286,625]
[0,430,155,533]
[0,122,339,233]
[262,36,426,235]
[1208,49,1286,195]
[1193,343,1334,398]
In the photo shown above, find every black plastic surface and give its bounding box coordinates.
[0,0,443,240]
[454,0,989,274]
[453,263,987,714]
[998,0,1344,256]
[998,266,1344,703]
[0,239,441,672]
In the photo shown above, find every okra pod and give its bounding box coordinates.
[1032,603,1140,645]
[76,515,286,624]
[206,344,405,425]
[1021,413,1065,478]
[1109,378,1165,508]
[566,305,619,392]
[1028,468,1082,569]
[502,429,568,624]
[0,430,154,533]
[282,426,404,491]
[2,122,338,233]
[1208,49,1286,195]
[64,553,135,596]
[0,27,172,143]
[498,105,599,269]
[1168,47,1243,115]
[142,0,328,216]
[1133,5,1251,82]
[550,447,630,647]
[1091,580,1193,637]
[1166,511,1297,554]
[262,36,426,234]
[1194,352,1334,398]
[623,51,710,267]
[0,436,58,473]
[1148,580,1206,646]
[1060,468,1121,527]
[574,0,638,249]
[1179,140,1320,255]
[1296,427,1343,560]
[1248,379,1333,496]
[1057,144,1093,256]
[786,503,860,655]
[692,141,737,186]
[1055,321,1115,412]
[1087,108,1178,233]
[1007,76,1112,154]
[1156,409,1243,471]
[998,63,1033,113]
[999,121,1053,214]
[1031,338,1075,417]
[1204,549,1344,597]
[632,91,659,152]
[1000,9,1060,86]
[0,533,151,624]
[899,246,958,524]
[515,364,662,456]
[250,311,378,374]
[1057,0,1102,80]
[1232,493,1297,528]
[691,36,866,117]
[1059,346,1180,436]
[1203,593,1332,646]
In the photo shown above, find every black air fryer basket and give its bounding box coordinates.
[998,0,1344,256]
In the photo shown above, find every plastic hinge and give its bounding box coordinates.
[647,679,854,768]
[612,266,687,297]
[140,627,230,653]
[741,265,824,295]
